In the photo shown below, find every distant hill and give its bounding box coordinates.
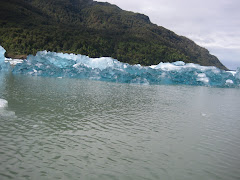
[0,0,227,70]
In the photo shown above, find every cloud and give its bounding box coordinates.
[97,0,240,69]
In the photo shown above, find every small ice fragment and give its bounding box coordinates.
[0,99,8,108]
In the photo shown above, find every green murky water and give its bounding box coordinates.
[0,73,240,180]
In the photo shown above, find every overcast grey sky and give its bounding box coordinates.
[98,0,240,70]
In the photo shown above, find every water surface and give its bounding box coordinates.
[0,73,240,180]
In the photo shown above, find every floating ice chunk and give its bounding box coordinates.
[0,99,16,118]
[201,113,207,117]
[0,99,8,108]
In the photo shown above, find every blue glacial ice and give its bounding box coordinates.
[11,50,240,88]
[0,45,239,88]
[0,45,6,69]
[0,45,10,71]
[0,46,5,63]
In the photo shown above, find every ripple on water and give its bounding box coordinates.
[0,77,240,180]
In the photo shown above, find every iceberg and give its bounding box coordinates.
[11,50,240,88]
[0,44,239,88]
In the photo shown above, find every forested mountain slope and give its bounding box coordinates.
[0,0,227,69]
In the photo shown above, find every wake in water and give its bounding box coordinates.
[1,45,240,88]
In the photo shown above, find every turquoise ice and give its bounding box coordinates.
[0,45,239,88]
[0,46,10,71]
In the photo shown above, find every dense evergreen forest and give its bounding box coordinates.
[0,0,227,69]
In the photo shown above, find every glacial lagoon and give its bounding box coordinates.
[1,73,240,180]
[0,45,240,179]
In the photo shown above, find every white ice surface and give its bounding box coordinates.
[5,58,24,65]
[0,99,8,108]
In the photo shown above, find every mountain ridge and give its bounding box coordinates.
[0,0,227,70]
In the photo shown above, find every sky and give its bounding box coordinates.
[97,0,240,70]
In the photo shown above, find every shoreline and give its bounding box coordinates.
[6,54,27,60]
